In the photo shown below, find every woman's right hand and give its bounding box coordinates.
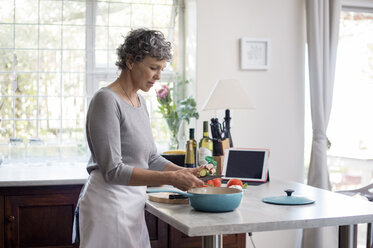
[171,168,204,191]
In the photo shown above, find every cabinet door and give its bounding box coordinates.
[169,226,201,248]
[222,233,246,248]
[145,211,168,248]
[169,226,246,248]
[5,193,79,248]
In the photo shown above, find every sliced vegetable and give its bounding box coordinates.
[199,168,208,177]
[227,179,243,188]
[205,163,214,171]
[200,163,216,176]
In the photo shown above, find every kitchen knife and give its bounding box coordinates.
[169,194,188,199]
[199,175,224,182]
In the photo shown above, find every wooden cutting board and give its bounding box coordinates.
[148,192,189,204]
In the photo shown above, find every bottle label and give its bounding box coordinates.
[198,147,212,165]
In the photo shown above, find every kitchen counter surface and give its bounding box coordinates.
[145,179,373,237]
[0,161,88,187]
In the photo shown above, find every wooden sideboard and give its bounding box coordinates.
[0,185,81,248]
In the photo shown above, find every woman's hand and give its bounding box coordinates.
[171,167,204,191]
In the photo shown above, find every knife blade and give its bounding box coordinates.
[199,175,224,182]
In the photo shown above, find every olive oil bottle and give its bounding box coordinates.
[184,140,196,168]
[198,121,213,166]
[189,128,197,164]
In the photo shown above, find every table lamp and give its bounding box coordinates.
[201,79,255,148]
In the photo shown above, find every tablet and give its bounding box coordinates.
[222,148,270,182]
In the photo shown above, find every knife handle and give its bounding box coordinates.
[169,194,188,199]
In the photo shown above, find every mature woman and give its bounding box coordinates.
[75,28,204,248]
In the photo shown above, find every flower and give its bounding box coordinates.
[156,82,199,149]
[156,85,170,99]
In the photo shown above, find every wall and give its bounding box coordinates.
[195,0,306,247]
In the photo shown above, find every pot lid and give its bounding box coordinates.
[262,189,315,205]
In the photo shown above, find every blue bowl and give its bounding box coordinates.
[188,187,243,212]
[147,187,243,212]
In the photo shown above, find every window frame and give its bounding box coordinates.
[0,0,187,161]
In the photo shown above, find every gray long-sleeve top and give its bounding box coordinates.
[86,87,169,185]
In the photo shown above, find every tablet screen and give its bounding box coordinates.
[224,150,268,180]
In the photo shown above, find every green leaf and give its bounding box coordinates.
[156,79,199,133]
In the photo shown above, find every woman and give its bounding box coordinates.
[76,28,204,248]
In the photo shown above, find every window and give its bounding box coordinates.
[304,5,373,246]
[327,9,373,191]
[0,0,186,162]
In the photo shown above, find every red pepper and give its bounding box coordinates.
[212,178,222,187]
[205,178,222,187]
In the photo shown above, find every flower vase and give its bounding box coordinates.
[166,119,185,150]
[168,135,179,150]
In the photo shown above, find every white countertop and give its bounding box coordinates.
[145,179,373,237]
[0,162,88,187]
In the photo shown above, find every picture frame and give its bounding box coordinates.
[240,38,270,70]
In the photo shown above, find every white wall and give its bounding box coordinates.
[195,0,306,247]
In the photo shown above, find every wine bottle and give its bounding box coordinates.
[184,140,196,168]
[189,128,197,164]
[198,121,213,166]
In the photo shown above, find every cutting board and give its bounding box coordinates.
[148,192,189,204]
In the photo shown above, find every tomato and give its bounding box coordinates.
[205,178,221,187]
[227,179,243,188]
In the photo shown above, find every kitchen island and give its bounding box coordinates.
[0,162,245,248]
[146,179,373,248]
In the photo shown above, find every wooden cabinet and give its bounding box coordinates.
[0,185,81,248]
[146,211,169,248]
[0,196,4,247]
[168,225,246,248]
[1,185,245,248]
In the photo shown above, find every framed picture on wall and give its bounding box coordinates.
[240,38,270,70]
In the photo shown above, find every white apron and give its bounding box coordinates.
[78,170,151,248]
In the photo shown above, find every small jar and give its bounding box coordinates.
[27,138,45,162]
[9,138,25,161]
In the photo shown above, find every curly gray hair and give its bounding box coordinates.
[115,28,172,70]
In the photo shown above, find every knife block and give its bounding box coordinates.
[213,155,224,175]
[213,139,230,175]
[220,139,230,155]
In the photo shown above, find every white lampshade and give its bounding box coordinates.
[202,79,255,110]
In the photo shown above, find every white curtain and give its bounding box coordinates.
[302,0,342,247]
